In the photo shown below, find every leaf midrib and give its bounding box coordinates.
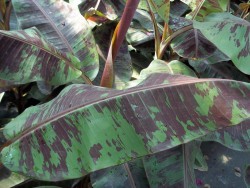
[0,29,80,73]
[32,0,74,53]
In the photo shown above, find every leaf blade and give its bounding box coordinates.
[193,13,250,74]
[1,74,250,180]
[0,28,82,85]
[12,0,99,80]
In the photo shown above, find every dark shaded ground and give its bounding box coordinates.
[195,142,250,188]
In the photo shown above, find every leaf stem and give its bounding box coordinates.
[191,0,205,20]
[146,0,161,59]
[94,0,101,10]
[158,25,193,59]
[124,163,136,188]
[100,0,140,87]
[161,22,171,42]
[80,74,93,85]
[4,0,12,30]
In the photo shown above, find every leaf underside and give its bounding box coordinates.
[12,0,99,80]
[0,28,81,85]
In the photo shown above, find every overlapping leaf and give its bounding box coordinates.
[171,28,217,59]
[0,28,82,85]
[149,0,170,23]
[91,159,149,187]
[71,0,124,22]
[12,0,99,80]
[189,60,250,81]
[143,142,198,187]
[200,119,250,151]
[182,0,229,21]
[193,0,229,21]
[0,167,28,188]
[1,73,250,181]
[91,142,201,188]
[125,59,197,88]
[127,9,164,46]
[181,0,204,11]
[193,13,250,74]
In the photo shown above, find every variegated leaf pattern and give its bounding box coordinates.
[182,0,229,21]
[91,142,201,188]
[171,28,217,59]
[150,0,170,23]
[200,119,250,151]
[1,73,250,181]
[0,28,82,85]
[91,159,149,188]
[193,13,250,74]
[193,0,229,21]
[143,142,199,187]
[90,60,197,187]
[12,0,99,80]
[125,59,197,88]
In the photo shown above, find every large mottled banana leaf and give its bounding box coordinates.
[91,60,197,187]
[0,28,82,85]
[12,0,99,80]
[193,13,250,74]
[171,28,217,59]
[1,73,250,181]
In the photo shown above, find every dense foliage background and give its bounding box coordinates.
[0,0,250,187]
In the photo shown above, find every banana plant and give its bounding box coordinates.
[0,0,250,187]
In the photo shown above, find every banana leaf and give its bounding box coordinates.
[142,142,199,188]
[12,0,99,80]
[1,73,250,181]
[171,28,217,59]
[91,159,149,188]
[91,142,202,188]
[193,13,250,75]
[200,119,250,151]
[0,28,82,85]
